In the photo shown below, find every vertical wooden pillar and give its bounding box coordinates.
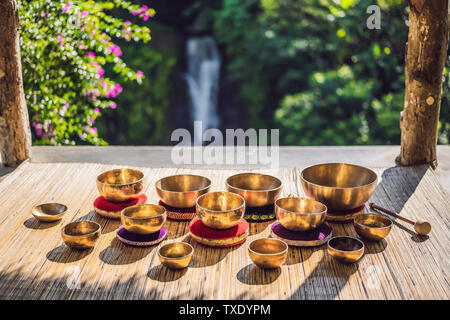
[398,0,449,168]
[0,0,31,166]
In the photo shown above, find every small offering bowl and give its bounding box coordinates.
[354,213,392,241]
[196,192,245,229]
[300,163,377,211]
[275,197,327,231]
[156,174,211,208]
[61,221,101,250]
[248,238,288,269]
[96,168,144,202]
[121,204,167,235]
[32,203,67,222]
[226,173,282,207]
[158,242,194,269]
[327,236,364,263]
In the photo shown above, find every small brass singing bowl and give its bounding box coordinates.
[248,238,288,269]
[226,173,282,207]
[354,213,392,241]
[156,174,211,208]
[96,168,144,202]
[61,221,101,250]
[300,163,377,211]
[196,192,246,229]
[275,197,327,231]
[327,236,364,263]
[32,203,67,222]
[158,242,194,270]
[121,204,167,235]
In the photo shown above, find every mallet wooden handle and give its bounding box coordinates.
[369,203,414,225]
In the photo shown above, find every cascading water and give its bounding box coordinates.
[185,36,221,145]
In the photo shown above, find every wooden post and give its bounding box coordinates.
[398,0,449,168]
[0,0,31,166]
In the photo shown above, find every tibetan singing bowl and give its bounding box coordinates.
[354,213,392,241]
[158,242,194,270]
[275,197,327,231]
[248,238,288,269]
[121,204,167,235]
[61,221,101,250]
[327,236,364,263]
[156,174,211,208]
[300,163,377,211]
[196,192,245,229]
[32,203,67,222]
[226,173,282,207]
[96,168,144,202]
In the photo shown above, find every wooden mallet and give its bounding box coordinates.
[369,203,431,236]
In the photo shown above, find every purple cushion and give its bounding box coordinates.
[271,222,331,241]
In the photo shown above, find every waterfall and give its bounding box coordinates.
[185,36,221,145]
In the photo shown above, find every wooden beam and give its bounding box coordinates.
[398,0,449,168]
[0,0,31,166]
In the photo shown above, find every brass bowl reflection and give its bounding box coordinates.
[275,197,327,231]
[158,242,194,269]
[121,204,167,235]
[354,213,392,241]
[32,203,67,222]
[196,192,245,229]
[156,174,211,208]
[226,173,282,207]
[96,168,144,202]
[300,163,377,211]
[327,236,364,263]
[61,221,101,250]
[248,238,288,269]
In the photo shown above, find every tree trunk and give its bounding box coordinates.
[398,0,449,168]
[0,0,31,166]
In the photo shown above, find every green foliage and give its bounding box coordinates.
[19,0,153,145]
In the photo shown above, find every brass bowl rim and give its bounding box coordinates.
[155,174,211,194]
[157,242,194,260]
[300,163,378,190]
[275,197,327,216]
[121,204,167,220]
[225,173,283,193]
[196,191,246,213]
[354,213,392,230]
[96,168,145,187]
[62,221,101,238]
[32,202,68,216]
[248,238,288,256]
[327,236,365,253]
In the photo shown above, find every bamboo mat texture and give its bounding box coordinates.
[0,162,448,300]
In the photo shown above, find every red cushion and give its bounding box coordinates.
[94,194,147,212]
[189,217,248,239]
[158,200,196,213]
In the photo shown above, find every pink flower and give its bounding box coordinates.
[132,10,138,16]
[88,117,94,124]
[41,12,47,17]
[101,81,107,89]
[109,44,122,57]
[94,108,100,115]
[114,84,123,94]
[62,7,68,13]
[98,69,104,78]
[137,70,144,77]
[66,2,72,8]
[110,102,117,109]
[87,52,95,58]
[63,103,69,109]
[82,11,89,17]
[57,35,64,47]
[140,5,149,11]
[91,127,98,134]
[143,14,150,21]
[124,20,131,26]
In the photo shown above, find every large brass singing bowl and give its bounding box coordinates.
[275,197,327,231]
[158,242,194,270]
[97,168,144,202]
[196,192,245,229]
[121,204,167,235]
[248,238,288,269]
[300,163,377,211]
[327,236,364,263]
[354,213,392,241]
[225,173,282,207]
[156,174,211,208]
[61,221,101,250]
